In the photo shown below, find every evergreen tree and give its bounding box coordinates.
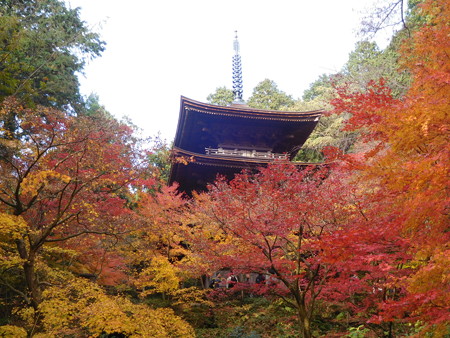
[247,79,294,110]
[206,86,234,106]
[0,0,105,110]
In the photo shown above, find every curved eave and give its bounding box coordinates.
[172,147,284,166]
[173,96,324,150]
[170,147,320,170]
[168,147,327,195]
[180,96,323,120]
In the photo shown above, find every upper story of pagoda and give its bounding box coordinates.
[172,96,322,161]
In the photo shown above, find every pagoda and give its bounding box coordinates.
[169,33,322,195]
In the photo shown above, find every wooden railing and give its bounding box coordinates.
[205,147,288,160]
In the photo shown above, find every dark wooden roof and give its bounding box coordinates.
[169,97,323,195]
[169,148,313,196]
[173,97,322,156]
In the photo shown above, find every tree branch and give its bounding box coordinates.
[0,276,31,305]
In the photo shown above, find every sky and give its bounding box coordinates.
[66,0,388,142]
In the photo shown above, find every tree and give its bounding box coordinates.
[331,0,450,333]
[294,76,357,163]
[315,171,414,336]
[82,93,113,118]
[147,136,172,185]
[247,79,295,110]
[359,0,423,39]
[294,113,357,163]
[0,98,149,318]
[188,153,438,336]
[189,163,364,337]
[115,184,212,318]
[124,185,191,296]
[302,74,332,102]
[206,86,234,106]
[340,40,409,97]
[295,38,409,163]
[0,0,105,110]
[295,75,357,163]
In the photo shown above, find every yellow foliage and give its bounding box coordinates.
[117,298,195,337]
[408,248,450,296]
[0,213,28,270]
[134,256,181,296]
[41,244,78,258]
[0,213,28,240]
[21,170,71,196]
[38,277,194,337]
[12,306,36,328]
[80,296,133,337]
[0,138,19,150]
[0,325,27,337]
[39,278,127,336]
[171,286,214,308]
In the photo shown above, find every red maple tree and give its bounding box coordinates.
[0,98,151,309]
[330,0,449,333]
[190,162,380,337]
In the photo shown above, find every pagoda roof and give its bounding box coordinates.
[169,147,313,195]
[173,96,322,157]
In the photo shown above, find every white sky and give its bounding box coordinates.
[66,0,387,142]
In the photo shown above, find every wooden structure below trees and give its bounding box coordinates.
[169,96,322,195]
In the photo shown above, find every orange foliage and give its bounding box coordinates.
[331,0,449,331]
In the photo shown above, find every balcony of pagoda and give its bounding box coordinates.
[205,147,288,160]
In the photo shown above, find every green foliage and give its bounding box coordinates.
[347,325,370,338]
[82,93,114,118]
[0,0,105,110]
[247,79,295,110]
[148,136,172,184]
[207,86,234,106]
[195,297,302,338]
[342,40,382,77]
[302,74,332,102]
[340,40,409,97]
[295,38,411,163]
[294,113,357,162]
[295,75,356,162]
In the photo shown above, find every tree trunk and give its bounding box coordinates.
[16,239,40,309]
[23,258,39,310]
[298,310,312,338]
[301,315,312,338]
[296,300,312,338]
